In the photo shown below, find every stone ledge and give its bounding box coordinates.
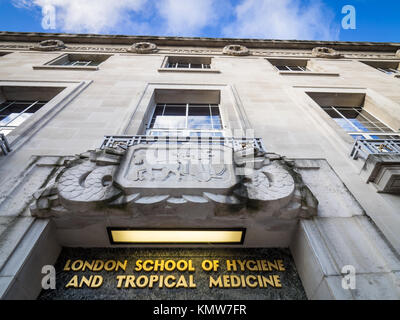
[278,71,340,77]
[158,68,220,73]
[32,65,99,71]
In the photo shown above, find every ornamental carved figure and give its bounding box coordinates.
[223,44,250,56]
[30,141,318,221]
[311,47,342,59]
[126,42,158,54]
[30,39,66,51]
[396,50,400,58]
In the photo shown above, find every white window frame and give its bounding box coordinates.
[146,103,224,137]
[322,106,400,140]
[166,62,211,70]
[275,65,308,72]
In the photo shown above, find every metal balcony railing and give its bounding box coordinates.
[350,139,400,160]
[0,134,11,155]
[101,135,267,153]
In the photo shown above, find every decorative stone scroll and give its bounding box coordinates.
[312,47,342,59]
[30,141,318,221]
[30,39,66,51]
[126,42,158,54]
[223,45,250,56]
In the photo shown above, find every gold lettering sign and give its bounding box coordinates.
[63,259,286,290]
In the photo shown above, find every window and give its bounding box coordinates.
[34,53,112,70]
[162,56,213,70]
[0,100,47,136]
[376,67,399,75]
[147,103,223,137]
[275,65,308,72]
[361,60,400,76]
[61,60,96,67]
[166,62,211,69]
[306,91,400,141]
[267,58,309,72]
[321,106,398,140]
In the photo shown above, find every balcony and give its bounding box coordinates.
[0,133,11,155]
[101,135,267,154]
[351,139,400,194]
[351,139,400,160]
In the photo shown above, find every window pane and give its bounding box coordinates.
[191,64,202,69]
[152,105,186,129]
[322,108,341,118]
[333,118,357,132]
[177,63,189,68]
[276,65,288,71]
[211,107,222,129]
[288,66,302,71]
[335,108,361,118]
[0,101,46,134]
[188,105,212,130]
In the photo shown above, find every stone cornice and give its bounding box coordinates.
[0,31,400,53]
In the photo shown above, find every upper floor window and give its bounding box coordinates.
[33,53,112,70]
[360,60,400,76]
[0,100,47,136]
[275,65,308,72]
[307,91,399,140]
[376,67,399,75]
[147,103,223,137]
[166,62,211,69]
[321,106,398,140]
[267,58,309,72]
[162,56,213,70]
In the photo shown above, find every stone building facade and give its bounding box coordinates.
[0,32,400,300]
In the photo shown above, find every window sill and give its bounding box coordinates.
[158,68,220,73]
[32,65,99,71]
[278,71,340,77]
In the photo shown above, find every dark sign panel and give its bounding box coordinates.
[39,248,306,300]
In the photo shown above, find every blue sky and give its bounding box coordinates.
[0,0,399,42]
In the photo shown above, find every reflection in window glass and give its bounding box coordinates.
[0,101,47,135]
[148,103,223,137]
[322,106,398,140]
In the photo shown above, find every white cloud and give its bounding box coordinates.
[12,0,148,34]
[156,0,217,36]
[224,0,339,41]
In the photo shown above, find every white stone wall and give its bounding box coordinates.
[1,38,400,299]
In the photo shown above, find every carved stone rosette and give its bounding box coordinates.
[126,42,158,54]
[312,47,342,59]
[223,45,250,56]
[30,142,318,222]
[30,39,66,51]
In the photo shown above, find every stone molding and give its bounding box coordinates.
[1,43,398,60]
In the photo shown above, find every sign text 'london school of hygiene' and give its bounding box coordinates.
[62,259,286,289]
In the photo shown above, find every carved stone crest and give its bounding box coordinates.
[127,42,158,54]
[30,141,317,221]
[223,45,251,56]
[30,39,66,51]
[312,47,342,59]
